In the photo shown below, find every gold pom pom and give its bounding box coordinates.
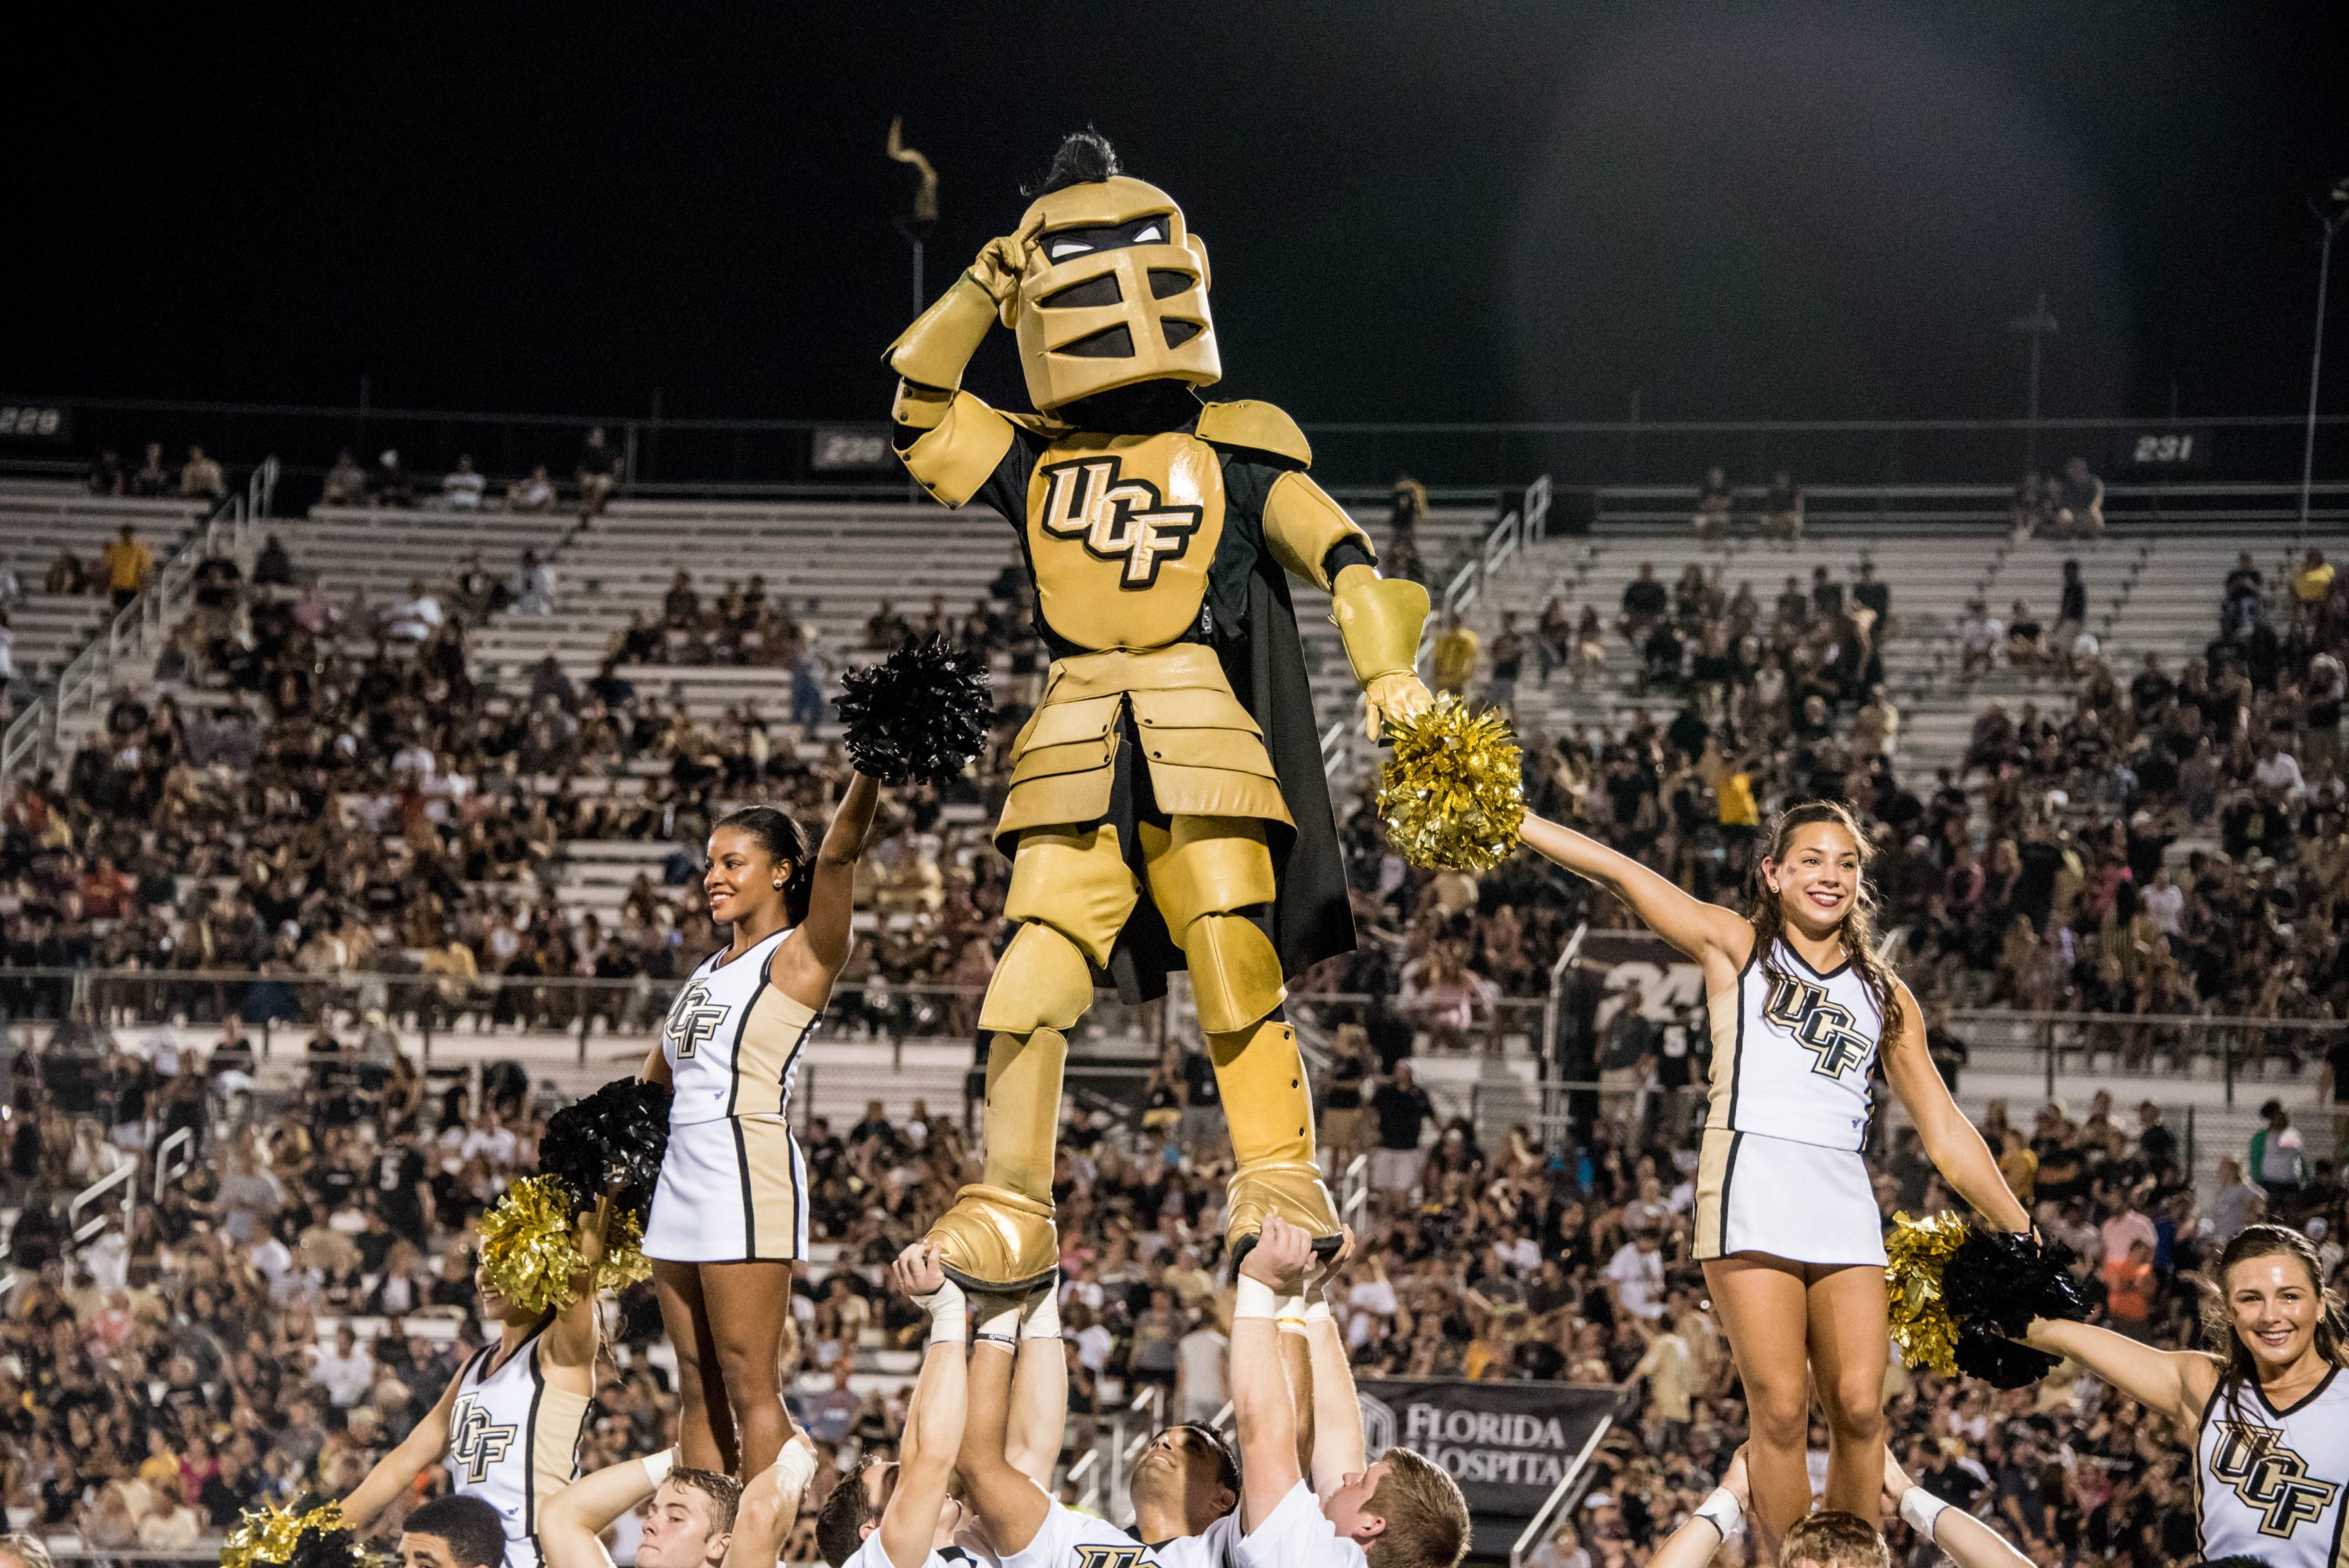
[1376,696,1527,873]
[1885,1210,1972,1378]
[478,1174,584,1315]
[222,1503,350,1568]
[597,1206,653,1293]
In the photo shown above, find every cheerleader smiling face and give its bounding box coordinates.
[2227,1253,2325,1372]
[703,825,791,927]
[1761,820,1863,937]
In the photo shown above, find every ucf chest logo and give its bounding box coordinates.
[663,982,725,1061]
[449,1394,518,1485]
[1763,975,1871,1079]
[1037,456,1203,589]
[2211,1420,2340,1537]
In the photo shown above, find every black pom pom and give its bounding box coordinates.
[1946,1230,2087,1340]
[835,636,992,788]
[1953,1318,2062,1389]
[540,1078,672,1217]
[1027,130,1122,196]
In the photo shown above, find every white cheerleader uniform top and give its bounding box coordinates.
[1704,939,1884,1151]
[2194,1367,2349,1567]
[446,1328,593,1568]
[662,927,820,1125]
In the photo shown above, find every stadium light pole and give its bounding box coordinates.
[2299,179,2349,530]
[2006,291,2059,474]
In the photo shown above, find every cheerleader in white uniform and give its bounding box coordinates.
[1521,801,2026,1551]
[341,1214,607,1567]
[641,777,880,1481]
[2017,1223,2349,1568]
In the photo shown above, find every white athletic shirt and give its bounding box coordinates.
[992,1494,1236,1568]
[1704,939,1884,1151]
[2194,1367,2349,1567]
[845,1531,954,1568]
[660,928,819,1125]
[1228,1483,1361,1568]
[446,1329,593,1568]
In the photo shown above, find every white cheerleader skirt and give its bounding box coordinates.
[642,1114,809,1264]
[1690,1126,1886,1266]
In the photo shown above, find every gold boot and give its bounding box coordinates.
[927,1184,1060,1293]
[1225,1157,1342,1253]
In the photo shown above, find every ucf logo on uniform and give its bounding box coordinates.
[1073,1548,1148,1568]
[2210,1420,2341,1537]
[449,1396,518,1485]
[1764,975,1871,1080]
[1037,456,1203,589]
[663,983,724,1061]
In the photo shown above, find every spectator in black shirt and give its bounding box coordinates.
[88,449,126,496]
[577,425,621,517]
[253,533,294,587]
[1369,1063,1436,1201]
[1618,563,1668,642]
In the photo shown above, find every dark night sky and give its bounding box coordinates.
[9,2,2346,427]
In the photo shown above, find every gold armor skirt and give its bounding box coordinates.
[995,643,1293,849]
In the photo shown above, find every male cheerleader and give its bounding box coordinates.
[1644,1447,2035,1568]
[1229,1216,1469,1568]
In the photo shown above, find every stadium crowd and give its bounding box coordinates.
[3,474,2348,1566]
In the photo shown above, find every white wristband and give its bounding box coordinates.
[918,1281,968,1344]
[1692,1487,1744,1543]
[771,1439,818,1499]
[1303,1299,1333,1325]
[1277,1291,1310,1332]
[1898,1486,1950,1541]
[1233,1276,1279,1320]
[642,1448,677,1487]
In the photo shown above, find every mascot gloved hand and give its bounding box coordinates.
[886,131,1428,1288]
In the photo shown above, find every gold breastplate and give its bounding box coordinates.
[1023,430,1225,651]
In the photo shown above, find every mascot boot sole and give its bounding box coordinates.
[1225,1158,1345,1271]
[926,1182,1061,1294]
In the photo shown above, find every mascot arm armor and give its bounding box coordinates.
[886,272,1019,508]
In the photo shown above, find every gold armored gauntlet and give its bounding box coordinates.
[884,272,1001,393]
[1330,564,1431,686]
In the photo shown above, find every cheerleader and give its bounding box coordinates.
[640,777,879,1478]
[341,1213,606,1568]
[2017,1223,2349,1567]
[1521,801,2026,1550]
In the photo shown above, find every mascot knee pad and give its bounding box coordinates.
[976,921,1096,1034]
[1181,913,1286,1035]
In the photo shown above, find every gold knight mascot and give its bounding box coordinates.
[886,131,1432,1289]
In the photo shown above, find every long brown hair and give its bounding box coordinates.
[2200,1223,2349,1435]
[1745,801,1904,1054]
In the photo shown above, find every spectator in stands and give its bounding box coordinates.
[322,448,370,506]
[2004,598,2044,678]
[385,581,445,644]
[86,448,125,496]
[253,533,294,588]
[99,524,152,611]
[576,427,621,518]
[181,445,226,505]
[1758,468,1802,545]
[1369,1062,1435,1202]
[1690,464,1731,541]
[371,450,413,507]
[1431,608,1478,697]
[1618,561,1668,645]
[130,441,172,497]
[1958,598,2002,679]
[1486,611,1524,714]
[1388,474,1427,539]
[2054,455,2104,538]
[2293,545,2336,611]
[2008,471,2044,542]
[441,456,485,510]
[2250,1099,2308,1211]
[505,463,556,511]
[510,549,556,615]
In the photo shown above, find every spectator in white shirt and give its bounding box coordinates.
[442,456,487,510]
[309,1324,377,1409]
[1603,1231,1667,1320]
[2142,867,2184,935]
[385,581,445,643]
[1174,1315,1230,1425]
[506,463,557,511]
[2251,737,2305,799]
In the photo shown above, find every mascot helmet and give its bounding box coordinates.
[1005,135,1219,410]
